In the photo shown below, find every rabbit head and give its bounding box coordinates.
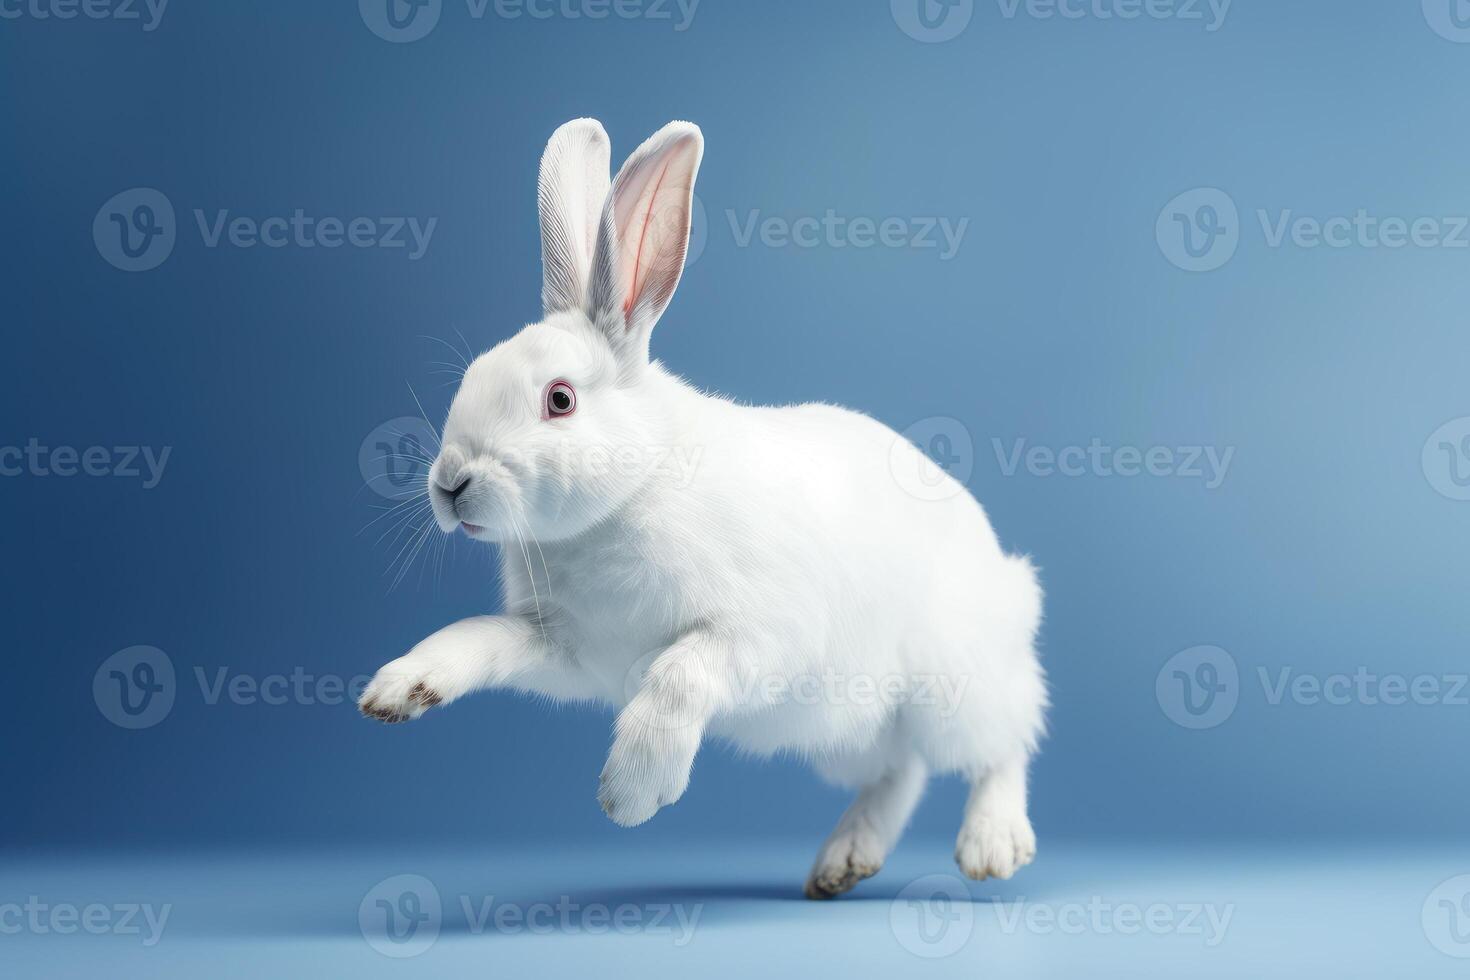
[428,119,704,543]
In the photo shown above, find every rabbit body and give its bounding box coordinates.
[360,119,1045,897]
[504,360,1045,775]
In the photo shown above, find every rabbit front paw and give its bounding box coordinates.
[597,728,697,827]
[358,655,448,724]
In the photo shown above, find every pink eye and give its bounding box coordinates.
[545,380,576,418]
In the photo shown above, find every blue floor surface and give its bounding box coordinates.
[3,840,1467,977]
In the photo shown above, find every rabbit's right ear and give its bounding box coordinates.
[539,118,612,317]
[585,122,703,374]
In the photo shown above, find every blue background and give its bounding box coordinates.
[4,3,1470,973]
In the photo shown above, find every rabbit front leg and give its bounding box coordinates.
[360,615,568,723]
[598,631,730,827]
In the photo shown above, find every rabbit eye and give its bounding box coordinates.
[545,381,576,418]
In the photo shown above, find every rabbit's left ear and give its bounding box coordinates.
[539,119,612,317]
[586,121,704,369]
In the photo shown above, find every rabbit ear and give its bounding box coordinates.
[539,118,612,317]
[586,121,704,369]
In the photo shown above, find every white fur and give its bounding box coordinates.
[360,119,1047,896]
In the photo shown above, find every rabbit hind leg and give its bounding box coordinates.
[804,750,927,899]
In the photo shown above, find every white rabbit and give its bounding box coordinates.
[360,119,1047,898]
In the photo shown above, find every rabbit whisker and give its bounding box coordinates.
[420,334,471,371]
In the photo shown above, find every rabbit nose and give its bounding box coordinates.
[442,474,470,500]
[434,468,469,497]
[432,448,470,496]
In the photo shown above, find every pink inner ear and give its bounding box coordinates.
[606,128,701,333]
[623,159,674,320]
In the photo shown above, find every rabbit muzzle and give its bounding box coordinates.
[428,445,524,538]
